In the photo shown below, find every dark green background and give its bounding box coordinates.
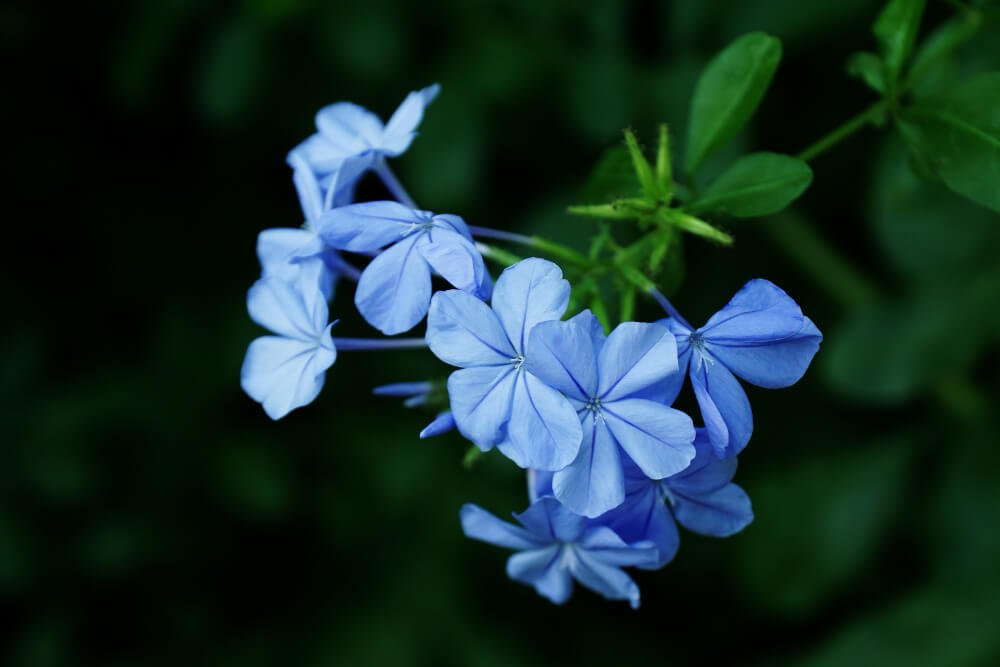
[4,0,999,665]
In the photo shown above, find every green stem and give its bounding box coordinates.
[528,236,590,268]
[796,101,888,162]
[476,242,523,267]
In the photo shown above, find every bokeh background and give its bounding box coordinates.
[4,0,1000,664]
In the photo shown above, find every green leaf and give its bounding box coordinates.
[900,73,1000,213]
[906,12,982,97]
[738,440,911,615]
[687,152,812,217]
[685,32,782,173]
[847,51,887,94]
[873,0,926,83]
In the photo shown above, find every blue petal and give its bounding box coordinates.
[602,398,695,479]
[426,290,515,367]
[492,258,570,354]
[499,371,583,471]
[354,234,431,335]
[525,316,600,402]
[528,469,555,503]
[460,503,544,550]
[668,429,735,492]
[287,133,344,174]
[418,228,492,298]
[257,228,324,278]
[247,266,329,340]
[577,526,661,569]
[372,381,431,397]
[380,83,441,155]
[324,152,378,208]
[552,413,624,518]
[508,547,574,605]
[240,329,336,420]
[598,322,679,402]
[601,485,679,570]
[700,279,806,345]
[652,318,693,404]
[420,412,456,439]
[690,360,753,458]
[431,213,475,243]
[708,316,822,389]
[569,548,643,609]
[514,496,586,543]
[314,102,384,154]
[673,483,753,537]
[316,201,423,253]
[290,153,324,222]
[447,365,516,446]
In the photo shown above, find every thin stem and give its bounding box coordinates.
[796,101,887,163]
[372,382,432,396]
[647,286,694,330]
[468,225,535,246]
[333,337,427,351]
[476,242,523,267]
[326,253,362,282]
[377,162,417,209]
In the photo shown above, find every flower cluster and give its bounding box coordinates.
[241,86,822,608]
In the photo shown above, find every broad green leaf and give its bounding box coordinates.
[900,73,1000,213]
[906,12,981,97]
[846,51,887,94]
[873,0,926,82]
[687,152,812,217]
[871,137,1000,279]
[685,32,781,173]
[738,440,911,615]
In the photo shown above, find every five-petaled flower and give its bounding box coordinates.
[460,497,659,608]
[426,258,583,471]
[318,201,492,335]
[288,84,440,207]
[240,261,337,420]
[526,310,696,517]
[661,279,822,458]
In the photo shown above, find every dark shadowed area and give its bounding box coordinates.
[3,0,1000,665]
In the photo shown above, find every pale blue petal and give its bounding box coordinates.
[668,429,736,494]
[316,201,422,252]
[426,290,514,367]
[528,469,555,503]
[419,412,456,439]
[460,503,543,550]
[512,549,574,605]
[600,481,679,570]
[240,329,336,420]
[247,267,328,340]
[690,361,753,458]
[431,213,474,242]
[552,414,624,518]
[315,102,384,153]
[578,526,661,569]
[653,318,693,404]
[447,366,516,446]
[598,322,679,401]
[492,258,570,353]
[324,152,378,208]
[256,228,322,279]
[602,399,695,479]
[673,484,753,537]
[354,234,431,335]
[418,228,491,297]
[379,83,441,156]
[700,279,805,345]
[286,133,344,174]
[514,497,586,543]
[500,371,583,471]
[708,316,822,389]
[524,316,600,402]
[569,549,643,609]
[290,153,324,222]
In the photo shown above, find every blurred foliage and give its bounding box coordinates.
[4,0,1000,665]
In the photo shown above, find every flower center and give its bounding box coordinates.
[688,331,714,371]
[511,354,526,370]
[657,481,677,507]
[584,397,603,414]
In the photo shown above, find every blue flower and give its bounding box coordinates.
[525,310,696,517]
[289,84,440,207]
[240,261,336,420]
[317,201,492,335]
[532,429,753,569]
[256,154,340,298]
[372,382,457,439]
[425,258,583,471]
[661,279,823,458]
[460,497,659,608]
